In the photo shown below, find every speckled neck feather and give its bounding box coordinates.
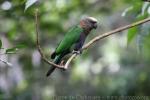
[79,20,92,35]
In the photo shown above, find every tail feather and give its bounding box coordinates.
[46,66,56,77]
[51,52,56,59]
[46,55,62,77]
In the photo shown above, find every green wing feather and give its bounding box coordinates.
[47,25,83,76]
[55,25,83,54]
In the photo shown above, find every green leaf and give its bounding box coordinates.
[141,2,150,15]
[15,44,26,49]
[5,44,26,54]
[25,0,38,11]
[6,48,17,54]
[0,39,2,48]
[136,23,150,52]
[136,34,144,53]
[136,13,149,21]
[122,2,142,17]
[122,6,133,17]
[127,27,138,45]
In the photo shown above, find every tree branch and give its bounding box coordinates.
[35,9,64,69]
[0,59,12,67]
[82,17,150,50]
[35,9,150,70]
[64,53,77,69]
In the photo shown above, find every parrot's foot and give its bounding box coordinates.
[60,60,65,66]
[72,50,82,55]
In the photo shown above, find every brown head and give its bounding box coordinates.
[80,17,98,31]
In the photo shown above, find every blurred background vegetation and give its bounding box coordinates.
[0,0,150,99]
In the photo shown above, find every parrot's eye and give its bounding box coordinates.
[92,21,97,24]
[89,20,97,24]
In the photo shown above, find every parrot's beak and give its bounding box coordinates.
[93,23,97,29]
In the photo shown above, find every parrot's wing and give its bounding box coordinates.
[55,25,83,55]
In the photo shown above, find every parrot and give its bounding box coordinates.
[46,17,98,77]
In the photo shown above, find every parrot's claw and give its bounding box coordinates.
[60,60,65,66]
[72,50,82,55]
[60,60,67,70]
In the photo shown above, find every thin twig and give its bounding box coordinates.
[0,59,12,67]
[64,53,77,69]
[35,9,150,70]
[35,9,64,69]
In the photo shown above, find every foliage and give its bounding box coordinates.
[5,44,26,54]
[25,0,38,11]
[122,0,150,51]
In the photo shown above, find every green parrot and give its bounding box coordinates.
[46,17,98,77]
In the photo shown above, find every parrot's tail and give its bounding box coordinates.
[46,66,56,77]
[46,55,62,77]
